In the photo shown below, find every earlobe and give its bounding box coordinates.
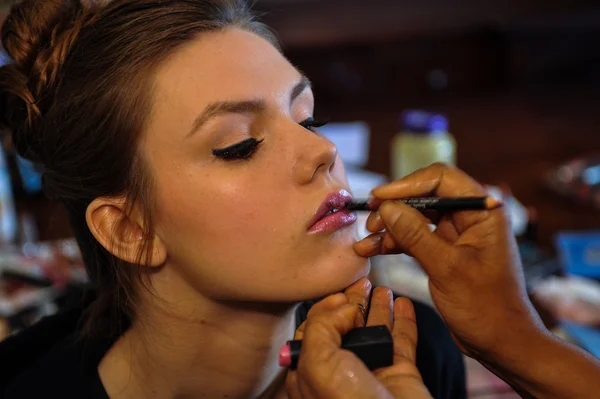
[145,234,168,267]
[85,197,167,267]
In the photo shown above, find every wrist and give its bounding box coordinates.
[471,325,549,396]
[474,324,600,399]
[479,321,547,364]
[466,297,549,378]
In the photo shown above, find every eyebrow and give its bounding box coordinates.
[187,75,312,137]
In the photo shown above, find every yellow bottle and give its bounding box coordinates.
[391,110,456,180]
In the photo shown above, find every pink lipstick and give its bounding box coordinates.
[308,189,357,233]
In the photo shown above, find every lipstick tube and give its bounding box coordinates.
[279,325,393,370]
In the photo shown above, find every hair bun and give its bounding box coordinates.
[2,0,82,70]
[0,0,84,163]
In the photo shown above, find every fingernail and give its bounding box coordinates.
[368,234,383,247]
[367,197,383,210]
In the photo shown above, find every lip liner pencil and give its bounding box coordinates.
[347,197,502,212]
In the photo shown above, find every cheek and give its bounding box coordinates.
[333,154,349,183]
[152,167,297,262]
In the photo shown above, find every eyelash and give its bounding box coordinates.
[211,118,329,161]
[212,138,264,160]
[299,117,328,133]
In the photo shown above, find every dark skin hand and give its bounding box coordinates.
[354,163,538,359]
[352,163,600,399]
[286,278,432,399]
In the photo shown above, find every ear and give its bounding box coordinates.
[85,197,167,267]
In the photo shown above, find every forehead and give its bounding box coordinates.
[151,28,299,118]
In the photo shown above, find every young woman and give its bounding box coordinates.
[0,1,465,397]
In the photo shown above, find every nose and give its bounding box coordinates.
[293,127,338,184]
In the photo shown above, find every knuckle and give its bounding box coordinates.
[394,332,418,353]
[430,161,452,171]
[396,222,426,248]
[394,347,414,362]
[356,304,367,322]
[370,301,389,315]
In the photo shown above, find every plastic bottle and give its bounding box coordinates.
[391,110,456,180]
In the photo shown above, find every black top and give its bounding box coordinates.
[0,294,466,398]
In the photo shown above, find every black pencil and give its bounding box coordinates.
[347,197,502,212]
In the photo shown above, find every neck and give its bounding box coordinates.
[99,295,298,399]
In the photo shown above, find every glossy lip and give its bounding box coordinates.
[308,189,357,233]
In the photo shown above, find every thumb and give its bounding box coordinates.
[379,201,457,278]
[298,305,386,398]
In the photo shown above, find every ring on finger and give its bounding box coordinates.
[357,303,368,322]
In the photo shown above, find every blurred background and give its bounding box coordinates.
[1,1,600,397]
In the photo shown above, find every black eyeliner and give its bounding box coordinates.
[212,138,263,159]
[299,118,329,130]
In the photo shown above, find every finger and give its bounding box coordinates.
[367,197,385,210]
[392,297,418,365]
[285,372,301,399]
[297,304,365,396]
[366,211,385,233]
[422,210,441,224]
[366,287,393,332]
[368,206,438,234]
[291,300,355,398]
[306,293,349,319]
[299,305,394,398]
[434,216,460,243]
[295,293,349,339]
[377,231,412,256]
[302,304,357,356]
[344,278,372,326]
[355,232,410,257]
[382,231,397,254]
[353,233,384,258]
[372,163,486,199]
[379,201,457,279]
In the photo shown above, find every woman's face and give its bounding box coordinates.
[143,28,369,303]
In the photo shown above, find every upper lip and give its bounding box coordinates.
[308,189,353,229]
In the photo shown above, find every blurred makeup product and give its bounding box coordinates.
[390,110,456,180]
[557,231,600,279]
[546,154,600,208]
[279,325,393,370]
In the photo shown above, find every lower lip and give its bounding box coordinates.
[308,209,357,233]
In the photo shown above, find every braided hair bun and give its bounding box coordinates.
[0,0,85,164]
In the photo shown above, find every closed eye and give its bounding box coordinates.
[299,118,328,133]
[212,138,264,160]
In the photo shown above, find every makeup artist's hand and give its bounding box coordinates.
[286,278,371,399]
[354,163,543,359]
[286,287,431,399]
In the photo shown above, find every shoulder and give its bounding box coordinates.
[1,333,110,398]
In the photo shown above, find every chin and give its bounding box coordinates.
[338,257,371,289]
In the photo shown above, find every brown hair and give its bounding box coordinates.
[0,0,278,337]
